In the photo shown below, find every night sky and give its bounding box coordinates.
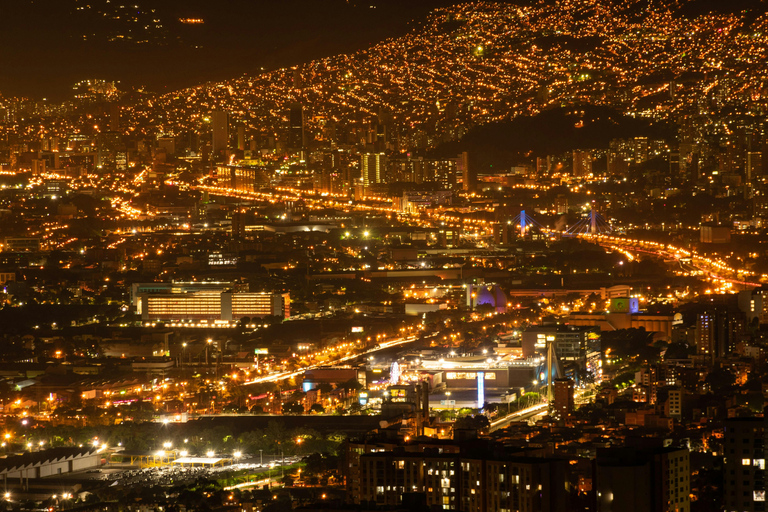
[0,0,458,99]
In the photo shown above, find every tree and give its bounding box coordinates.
[664,341,693,360]
[282,402,304,414]
[705,367,735,394]
[341,378,363,393]
[454,414,490,432]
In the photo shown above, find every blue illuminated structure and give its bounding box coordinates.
[477,371,485,408]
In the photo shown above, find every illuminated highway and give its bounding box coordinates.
[489,403,548,432]
[242,335,420,386]
[579,233,764,289]
[197,180,765,298]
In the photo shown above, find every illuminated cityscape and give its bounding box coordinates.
[0,0,768,511]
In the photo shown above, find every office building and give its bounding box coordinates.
[131,281,234,313]
[139,291,290,323]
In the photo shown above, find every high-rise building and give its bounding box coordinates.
[633,136,650,163]
[96,131,125,171]
[572,150,592,177]
[157,136,175,157]
[353,450,570,512]
[664,387,683,420]
[231,210,246,240]
[536,156,550,175]
[361,153,386,191]
[288,103,305,150]
[738,288,768,324]
[596,447,690,512]
[555,194,569,214]
[211,110,229,157]
[723,417,765,511]
[109,103,120,132]
[236,124,246,151]
[553,378,574,421]
[608,139,634,176]
[695,307,746,361]
[458,151,474,191]
[747,151,763,183]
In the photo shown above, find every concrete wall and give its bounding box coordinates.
[1,452,100,479]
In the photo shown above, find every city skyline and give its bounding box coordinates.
[1,0,768,510]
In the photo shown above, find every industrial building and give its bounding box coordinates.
[131,281,235,314]
[132,282,289,323]
[0,447,101,480]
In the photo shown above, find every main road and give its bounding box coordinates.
[197,181,764,290]
[242,334,422,386]
[578,233,763,288]
[489,403,548,432]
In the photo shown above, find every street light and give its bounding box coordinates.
[206,450,215,458]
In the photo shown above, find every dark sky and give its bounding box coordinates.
[0,0,457,99]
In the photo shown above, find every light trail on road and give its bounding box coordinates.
[242,335,419,386]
